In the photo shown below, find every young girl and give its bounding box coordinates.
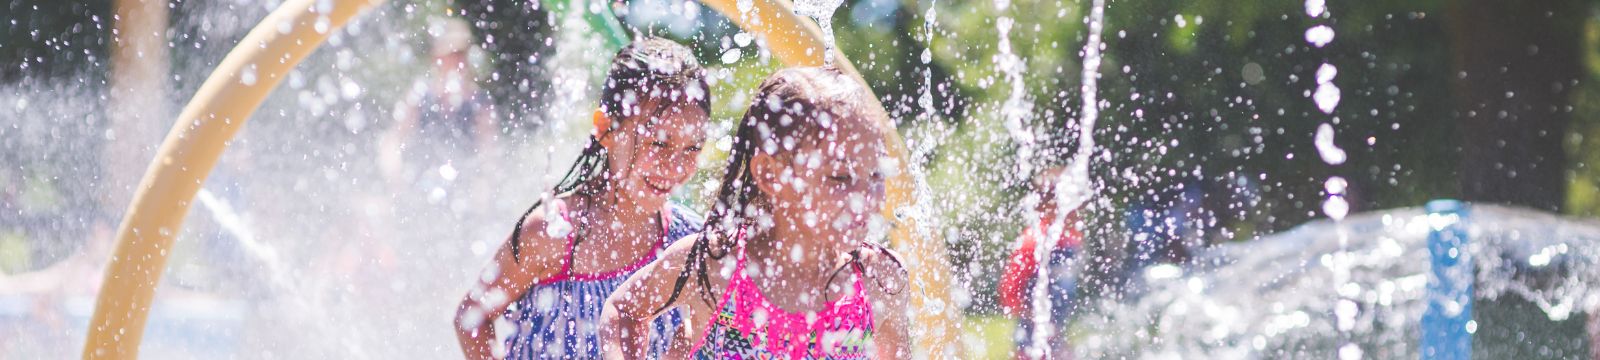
[600,67,912,359]
[454,38,709,360]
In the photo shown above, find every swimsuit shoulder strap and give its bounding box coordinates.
[848,249,870,298]
[723,231,751,289]
[851,243,904,300]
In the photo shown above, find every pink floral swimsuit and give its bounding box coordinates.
[688,241,877,359]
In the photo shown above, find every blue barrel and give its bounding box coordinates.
[1421,199,1472,360]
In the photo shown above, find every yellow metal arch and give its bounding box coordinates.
[83,0,377,358]
[83,0,956,358]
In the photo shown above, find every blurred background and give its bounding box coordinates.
[4,0,1600,358]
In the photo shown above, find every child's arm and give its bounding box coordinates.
[864,247,913,360]
[600,234,706,360]
[454,212,568,360]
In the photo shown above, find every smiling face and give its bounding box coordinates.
[753,108,890,251]
[599,100,709,211]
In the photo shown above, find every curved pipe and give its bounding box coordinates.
[82,0,379,358]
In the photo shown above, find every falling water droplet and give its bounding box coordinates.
[1314,82,1341,113]
[438,164,459,182]
[792,0,845,66]
[314,16,331,34]
[545,213,573,238]
[1338,343,1363,360]
[1323,195,1349,220]
[1305,25,1335,47]
[1314,123,1346,165]
[1316,63,1338,84]
[276,19,294,34]
[240,65,258,86]
[1305,0,1327,17]
[721,48,743,64]
[1324,176,1348,195]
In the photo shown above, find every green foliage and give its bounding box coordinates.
[0,1,111,82]
[1568,19,1600,217]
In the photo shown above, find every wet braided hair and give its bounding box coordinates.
[509,37,709,262]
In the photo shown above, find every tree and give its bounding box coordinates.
[456,0,558,128]
[1447,0,1584,211]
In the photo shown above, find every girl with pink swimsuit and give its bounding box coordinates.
[599,67,912,359]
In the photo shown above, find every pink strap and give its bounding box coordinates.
[688,230,749,354]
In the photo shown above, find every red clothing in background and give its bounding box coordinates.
[999,213,1082,317]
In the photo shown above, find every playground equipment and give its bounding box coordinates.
[81,0,956,358]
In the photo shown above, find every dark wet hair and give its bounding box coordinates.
[509,37,709,262]
[657,67,898,312]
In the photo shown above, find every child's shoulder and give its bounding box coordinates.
[519,196,572,229]
[511,197,576,260]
